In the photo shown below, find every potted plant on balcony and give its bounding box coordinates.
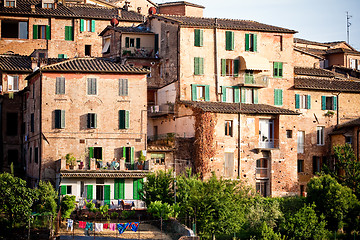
[137,151,146,170]
[65,153,76,170]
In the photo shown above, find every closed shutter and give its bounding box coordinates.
[80,19,84,32]
[278,62,283,77]
[65,26,73,41]
[104,185,110,205]
[89,147,94,159]
[273,62,278,77]
[194,57,201,75]
[61,110,65,128]
[119,79,128,96]
[114,179,119,199]
[333,96,337,110]
[191,84,197,101]
[295,94,300,109]
[253,34,257,52]
[253,89,258,104]
[125,37,130,48]
[65,26,69,40]
[46,25,51,40]
[194,29,203,47]
[86,185,93,200]
[222,86,226,102]
[125,110,130,129]
[119,110,125,129]
[60,185,67,195]
[321,96,326,110]
[33,25,38,39]
[136,38,141,48]
[56,77,65,94]
[130,147,135,169]
[114,179,125,199]
[245,33,249,51]
[234,59,239,77]
[199,57,204,75]
[221,59,226,76]
[91,20,95,32]
[241,88,246,103]
[274,89,283,106]
[307,95,311,109]
[205,85,210,101]
[226,31,234,50]
[234,87,240,103]
[133,179,142,200]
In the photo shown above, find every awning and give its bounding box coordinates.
[239,55,271,71]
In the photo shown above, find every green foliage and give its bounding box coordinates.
[147,201,174,220]
[121,210,135,219]
[307,174,359,231]
[34,181,58,216]
[277,196,306,219]
[99,204,109,219]
[86,199,96,213]
[60,195,76,219]
[65,153,76,166]
[258,222,283,240]
[142,170,174,206]
[138,150,146,163]
[0,172,38,228]
[281,203,329,240]
[110,211,119,219]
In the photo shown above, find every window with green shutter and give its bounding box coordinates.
[119,79,128,96]
[119,110,130,129]
[295,94,311,109]
[133,179,143,200]
[60,185,67,195]
[225,31,234,50]
[245,33,257,52]
[86,185,93,200]
[191,84,209,101]
[273,62,283,77]
[65,26,73,41]
[194,29,203,47]
[33,25,50,39]
[33,25,38,39]
[194,57,204,75]
[58,54,68,59]
[322,96,337,110]
[87,78,97,95]
[221,59,239,76]
[222,86,240,103]
[56,77,65,94]
[55,109,65,129]
[87,113,97,129]
[104,185,110,205]
[274,89,283,106]
[114,179,125,200]
[241,88,258,104]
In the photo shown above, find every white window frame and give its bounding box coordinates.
[225,87,234,103]
[102,36,111,54]
[8,75,19,91]
[299,95,308,109]
[297,131,305,153]
[349,58,356,69]
[196,86,205,101]
[316,126,324,146]
[243,88,254,104]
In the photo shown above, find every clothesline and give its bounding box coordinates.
[66,219,139,234]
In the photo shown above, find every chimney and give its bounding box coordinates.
[117,8,122,18]
[31,4,36,12]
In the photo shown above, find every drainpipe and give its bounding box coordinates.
[237,109,241,179]
[214,18,219,101]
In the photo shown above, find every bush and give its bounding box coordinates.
[34,181,58,216]
[121,210,135,219]
[60,195,76,219]
[111,211,119,219]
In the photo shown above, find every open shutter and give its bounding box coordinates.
[46,25,51,40]
[60,110,65,128]
[245,33,249,51]
[119,179,125,199]
[234,87,240,103]
[80,19,84,32]
[33,25,38,39]
[199,57,204,75]
[194,57,199,75]
[253,34,257,52]
[104,185,110,205]
[122,146,126,160]
[86,185,93,200]
[279,62,283,77]
[60,185,67,195]
[295,94,300,109]
[93,114,97,128]
[273,62,278,77]
[191,84,197,101]
[125,110,130,129]
[89,147,94,159]
[91,20,95,32]
[307,95,311,109]
[221,59,226,76]
[333,96,337,110]
[234,59,239,77]
[125,37,130,48]
[321,96,326,110]
[241,88,246,103]
[205,85,210,101]
[130,147,135,169]
[133,179,138,200]
[253,89,258,104]
[222,86,226,102]
[136,38,141,48]
[114,179,119,199]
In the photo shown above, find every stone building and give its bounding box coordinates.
[24,57,149,207]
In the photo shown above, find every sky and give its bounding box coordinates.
[156,0,360,50]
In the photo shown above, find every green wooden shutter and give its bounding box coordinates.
[89,147,94,159]
[125,37,130,48]
[86,185,93,200]
[279,62,283,77]
[221,59,226,76]
[123,146,126,160]
[274,89,282,106]
[199,29,203,46]
[321,96,326,110]
[279,89,283,105]
[199,57,204,75]
[119,179,125,199]
[194,29,200,46]
[136,38,141,48]
[33,25,38,39]
[46,25,51,40]
[295,94,300,109]
[191,84,197,101]
[253,89,258,104]
[65,26,69,40]
[130,147,135,169]
[194,57,199,75]
[333,96,337,110]
[93,114,97,128]
[205,85,210,101]
[307,95,311,109]
[104,185,110,205]
[253,34,257,52]
[114,179,119,199]
[91,20,95,32]
[60,185,67,195]
[133,179,142,200]
[125,110,130,129]
[273,62,278,77]
[222,86,226,102]
[245,33,249,51]
[241,88,246,103]
[234,87,240,103]
[61,110,65,128]
[115,179,125,199]
[234,59,239,77]
[119,110,125,129]
[226,31,234,50]
[80,19,84,32]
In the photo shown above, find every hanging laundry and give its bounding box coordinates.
[117,223,130,234]
[95,223,103,232]
[109,223,116,231]
[66,219,74,231]
[85,222,93,231]
[103,223,109,229]
[79,221,86,229]
[129,222,139,232]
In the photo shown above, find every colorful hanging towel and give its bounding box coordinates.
[79,221,86,229]
[117,223,130,234]
[109,223,116,231]
[95,223,103,232]
[103,223,109,229]
[66,219,74,231]
[85,222,93,231]
[129,222,139,232]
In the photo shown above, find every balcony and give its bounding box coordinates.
[122,47,155,58]
[60,158,150,171]
[256,168,269,179]
[148,133,175,148]
[148,103,175,117]
[76,198,146,210]
[241,73,269,87]
[256,139,279,150]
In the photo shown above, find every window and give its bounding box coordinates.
[194,29,203,47]
[345,136,353,145]
[191,84,210,101]
[133,178,143,200]
[56,77,65,94]
[85,45,91,56]
[80,19,95,32]
[5,0,15,7]
[55,110,65,129]
[43,3,53,8]
[33,25,50,40]
[316,126,324,145]
[256,159,268,178]
[1,20,27,39]
[6,112,18,136]
[222,86,240,103]
[58,54,67,59]
[65,26,73,41]
[87,113,97,129]
[349,58,357,69]
[244,70,254,84]
[300,185,305,196]
[30,113,34,133]
[295,94,311,109]
[225,120,233,136]
[124,37,140,48]
[245,33,257,52]
[102,36,111,53]
[275,35,283,51]
[87,78,97,95]
[151,153,165,165]
[114,179,125,199]
[312,156,322,174]
[274,89,283,106]
[225,31,234,50]
[297,131,305,153]
[194,57,204,75]
[122,146,135,168]
[34,147,39,164]
[297,159,304,173]
[321,96,337,110]
[119,110,130,129]
[286,130,292,138]
[256,181,267,197]
[119,79,128,96]
[8,75,19,91]
[241,88,258,104]
[60,185,72,195]
[221,59,239,77]
[273,62,283,77]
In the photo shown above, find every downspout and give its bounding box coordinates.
[38,73,42,183]
[238,109,241,179]
[214,18,219,101]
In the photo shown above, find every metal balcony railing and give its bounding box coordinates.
[148,103,175,116]
[122,47,155,58]
[77,198,146,210]
[257,138,279,149]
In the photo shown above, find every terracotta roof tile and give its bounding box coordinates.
[294,77,360,92]
[294,47,326,59]
[99,25,153,36]
[180,101,299,115]
[294,38,330,47]
[152,15,297,33]
[294,67,334,77]
[336,118,360,129]
[0,55,32,72]
[158,1,205,8]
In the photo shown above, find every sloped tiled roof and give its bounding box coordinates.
[99,25,153,36]
[0,55,32,72]
[40,58,149,74]
[325,48,360,56]
[152,15,297,33]
[180,101,299,115]
[158,1,205,8]
[294,67,334,77]
[336,118,360,129]
[294,77,360,92]
[294,46,326,59]
[294,38,330,47]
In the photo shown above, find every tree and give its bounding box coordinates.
[0,173,38,228]
[60,195,76,219]
[34,181,58,216]
[307,174,359,231]
[141,170,174,206]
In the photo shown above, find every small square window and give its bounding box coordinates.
[43,3,53,9]
[297,159,304,173]
[66,185,72,194]
[225,120,233,137]
[286,130,292,138]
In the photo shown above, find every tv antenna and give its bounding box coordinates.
[346,11,352,44]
